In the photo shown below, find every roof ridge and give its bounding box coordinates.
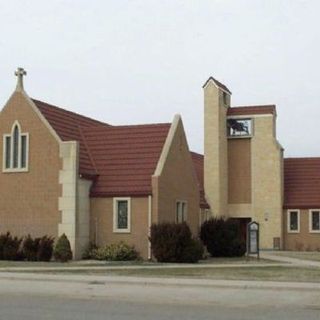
[32,98,110,127]
[202,77,232,94]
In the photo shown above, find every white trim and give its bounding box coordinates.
[21,91,62,143]
[113,197,131,233]
[287,209,300,233]
[153,114,181,177]
[148,195,152,260]
[309,209,320,233]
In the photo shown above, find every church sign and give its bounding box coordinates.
[247,221,260,258]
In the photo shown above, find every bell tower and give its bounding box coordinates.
[203,77,231,217]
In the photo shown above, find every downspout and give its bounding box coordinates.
[148,195,152,260]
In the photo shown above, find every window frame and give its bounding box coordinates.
[227,117,254,138]
[2,121,29,173]
[113,197,131,233]
[176,200,188,223]
[309,209,320,233]
[287,209,300,233]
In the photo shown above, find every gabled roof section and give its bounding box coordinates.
[202,76,232,94]
[32,99,110,141]
[33,98,112,176]
[228,105,276,116]
[284,157,320,209]
[191,151,210,209]
[81,123,171,197]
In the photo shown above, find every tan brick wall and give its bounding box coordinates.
[0,92,61,238]
[284,209,320,251]
[204,81,229,217]
[90,197,150,259]
[251,116,283,248]
[228,138,251,204]
[152,119,200,236]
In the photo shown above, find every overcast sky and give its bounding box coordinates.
[0,0,319,156]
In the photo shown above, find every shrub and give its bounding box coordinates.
[53,234,73,262]
[180,239,204,263]
[200,217,246,257]
[82,242,98,259]
[91,241,139,261]
[150,222,203,263]
[22,235,41,261]
[0,232,11,260]
[37,236,54,261]
[1,233,23,260]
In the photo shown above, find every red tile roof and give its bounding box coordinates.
[81,124,171,196]
[228,105,276,116]
[33,99,110,176]
[284,158,320,209]
[191,152,210,209]
[33,98,171,196]
[33,98,208,205]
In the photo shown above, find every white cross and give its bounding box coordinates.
[15,67,27,91]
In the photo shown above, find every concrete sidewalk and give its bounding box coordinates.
[0,271,319,291]
[0,261,288,273]
[260,252,320,267]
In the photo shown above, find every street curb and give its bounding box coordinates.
[0,272,320,292]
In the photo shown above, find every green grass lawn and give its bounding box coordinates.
[269,251,320,262]
[13,266,320,283]
[0,256,271,268]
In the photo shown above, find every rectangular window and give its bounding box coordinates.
[227,118,252,137]
[21,135,27,168]
[287,210,300,233]
[5,136,11,169]
[176,201,187,223]
[309,210,320,232]
[113,198,130,233]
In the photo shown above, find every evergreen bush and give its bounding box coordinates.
[53,234,73,262]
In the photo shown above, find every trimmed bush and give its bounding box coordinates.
[91,241,140,261]
[53,234,73,262]
[200,217,246,257]
[150,222,203,263]
[37,236,54,261]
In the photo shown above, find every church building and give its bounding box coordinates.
[0,69,319,259]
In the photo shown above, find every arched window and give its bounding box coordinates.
[3,121,29,171]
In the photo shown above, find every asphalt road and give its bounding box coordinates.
[0,276,319,320]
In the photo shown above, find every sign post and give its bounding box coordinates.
[247,221,260,260]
